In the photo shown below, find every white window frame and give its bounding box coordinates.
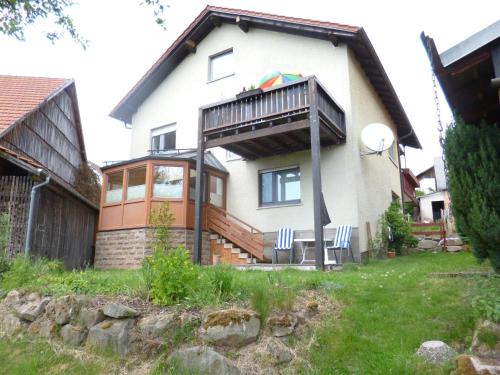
[208,48,234,82]
[150,123,176,152]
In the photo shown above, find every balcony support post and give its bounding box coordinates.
[194,108,205,264]
[308,77,325,270]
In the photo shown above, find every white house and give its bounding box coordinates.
[94,6,421,269]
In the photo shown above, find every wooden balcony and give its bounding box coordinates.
[200,76,346,159]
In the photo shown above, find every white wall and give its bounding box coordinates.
[129,23,403,252]
[347,50,402,252]
[419,191,446,222]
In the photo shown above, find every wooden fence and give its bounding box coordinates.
[411,222,447,250]
[0,176,33,256]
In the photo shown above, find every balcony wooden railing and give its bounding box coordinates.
[201,76,346,140]
[207,205,264,260]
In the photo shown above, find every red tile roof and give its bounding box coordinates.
[0,144,43,170]
[0,75,70,134]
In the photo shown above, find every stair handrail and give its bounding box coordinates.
[208,205,263,235]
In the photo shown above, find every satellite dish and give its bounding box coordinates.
[361,123,395,155]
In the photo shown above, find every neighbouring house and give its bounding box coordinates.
[421,20,499,125]
[95,6,421,269]
[416,157,454,232]
[402,168,420,204]
[0,75,99,268]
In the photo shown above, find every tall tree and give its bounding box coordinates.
[444,118,500,272]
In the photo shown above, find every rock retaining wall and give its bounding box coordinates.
[95,228,210,269]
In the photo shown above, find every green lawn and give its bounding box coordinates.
[0,251,496,374]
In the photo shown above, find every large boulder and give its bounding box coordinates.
[138,312,180,337]
[200,309,260,347]
[0,313,25,336]
[87,319,134,355]
[168,346,240,375]
[447,246,463,252]
[45,295,83,325]
[268,313,298,337]
[78,307,105,329]
[103,302,139,319]
[258,337,295,365]
[446,238,464,246]
[416,340,457,365]
[3,290,22,305]
[13,294,50,322]
[418,239,439,250]
[60,324,87,346]
[27,318,58,339]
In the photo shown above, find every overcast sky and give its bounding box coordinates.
[0,0,498,174]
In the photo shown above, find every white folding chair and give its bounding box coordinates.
[273,228,294,264]
[325,225,353,266]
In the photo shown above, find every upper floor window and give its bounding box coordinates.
[151,123,176,153]
[388,142,397,163]
[208,49,234,82]
[259,167,301,207]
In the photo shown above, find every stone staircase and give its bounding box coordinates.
[209,233,258,265]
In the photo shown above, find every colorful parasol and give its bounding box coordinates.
[258,72,303,89]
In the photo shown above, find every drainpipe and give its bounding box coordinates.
[24,172,50,256]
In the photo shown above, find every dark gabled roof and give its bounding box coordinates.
[110,5,421,149]
[101,150,228,174]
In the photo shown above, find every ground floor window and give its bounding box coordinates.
[259,167,300,207]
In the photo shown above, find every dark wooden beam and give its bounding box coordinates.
[308,78,324,270]
[328,33,339,47]
[210,15,222,27]
[185,39,197,54]
[234,142,262,159]
[193,109,204,264]
[236,16,249,33]
[205,120,309,149]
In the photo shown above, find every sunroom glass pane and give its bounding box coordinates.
[106,172,123,203]
[153,166,183,198]
[127,167,146,200]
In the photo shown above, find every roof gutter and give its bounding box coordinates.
[24,171,50,256]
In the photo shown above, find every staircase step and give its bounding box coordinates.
[209,234,219,240]
[223,243,233,249]
[238,253,249,259]
[246,258,257,264]
[231,248,241,254]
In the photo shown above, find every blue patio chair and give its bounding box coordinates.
[324,225,353,266]
[273,228,294,264]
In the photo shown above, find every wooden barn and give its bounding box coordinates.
[0,75,99,268]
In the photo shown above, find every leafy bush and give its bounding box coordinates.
[382,201,418,254]
[149,202,174,253]
[143,247,198,305]
[471,276,500,323]
[444,118,500,272]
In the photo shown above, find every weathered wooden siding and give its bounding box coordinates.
[0,176,33,255]
[0,87,85,186]
[31,186,96,268]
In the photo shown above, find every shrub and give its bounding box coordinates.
[444,118,500,272]
[149,202,174,253]
[143,247,198,305]
[382,201,417,254]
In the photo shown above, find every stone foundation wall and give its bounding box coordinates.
[95,228,210,269]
